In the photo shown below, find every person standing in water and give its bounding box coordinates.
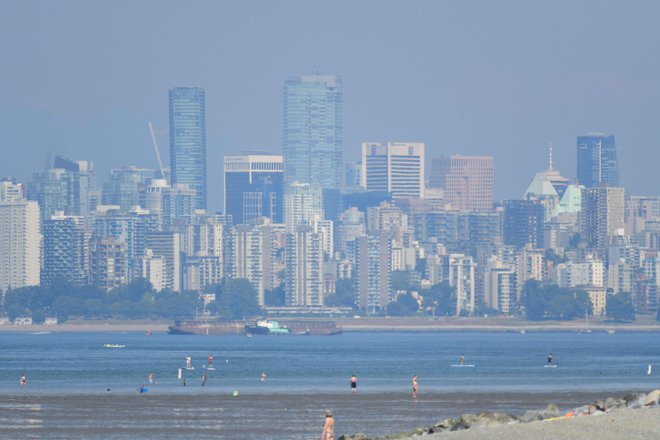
[350,374,357,393]
[208,353,214,369]
[261,372,267,382]
[201,372,207,387]
[322,410,335,440]
[147,372,154,385]
[412,375,418,399]
[20,374,26,386]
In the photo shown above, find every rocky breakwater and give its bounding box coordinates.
[339,390,660,440]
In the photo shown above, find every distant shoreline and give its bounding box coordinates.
[3,316,660,333]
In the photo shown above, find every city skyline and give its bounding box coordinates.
[3,1,660,210]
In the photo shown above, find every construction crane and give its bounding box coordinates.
[148,121,167,183]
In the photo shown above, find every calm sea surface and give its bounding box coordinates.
[1,331,659,438]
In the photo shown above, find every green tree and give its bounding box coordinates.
[387,293,420,316]
[264,284,285,306]
[325,278,357,308]
[523,280,591,321]
[608,292,636,322]
[216,278,262,320]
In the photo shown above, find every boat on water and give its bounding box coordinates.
[103,344,126,348]
[245,320,290,335]
[168,318,342,336]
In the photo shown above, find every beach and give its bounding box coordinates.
[0,391,635,440]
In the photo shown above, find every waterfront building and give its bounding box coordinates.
[0,199,41,292]
[169,87,206,210]
[361,142,425,199]
[91,239,128,290]
[224,154,284,225]
[353,231,391,313]
[285,225,324,306]
[146,231,181,291]
[484,257,516,313]
[429,155,493,212]
[577,133,619,187]
[446,253,476,315]
[283,75,342,189]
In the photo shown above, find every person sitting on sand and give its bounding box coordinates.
[412,375,418,399]
[322,410,335,440]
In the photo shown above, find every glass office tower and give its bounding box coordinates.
[577,134,619,188]
[169,87,206,210]
[283,75,342,189]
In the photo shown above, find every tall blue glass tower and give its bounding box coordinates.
[577,134,619,187]
[169,87,207,210]
[283,75,342,189]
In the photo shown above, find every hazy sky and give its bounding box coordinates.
[2,1,659,210]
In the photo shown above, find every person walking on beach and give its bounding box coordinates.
[350,374,357,393]
[322,410,335,440]
[412,375,418,399]
[20,374,26,386]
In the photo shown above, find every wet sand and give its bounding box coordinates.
[0,390,635,439]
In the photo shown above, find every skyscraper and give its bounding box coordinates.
[169,87,206,210]
[354,231,391,313]
[224,154,284,225]
[284,182,324,232]
[283,75,342,189]
[361,142,425,199]
[430,155,494,212]
[285,225,324,306]
[0,198,41,292]
[580,186,625,252]
[42,212,87,286]
[503,199,545,249]
[577,133,619,188]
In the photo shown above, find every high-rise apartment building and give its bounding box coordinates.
[146,232,181,291]
[0,178,25,202]
[361,142,425,199]
[224,154,284,225]
[92,239,128,291]
[169,87,206,210]
[503,199,545,249]
[102,166,157,212]
[30,155,95,223]
[0,199,41,292]
[577,133,619,188]
[231,224,265,305]
[283,75,342,189]
[581,186,625,252]
[285,225,324,306]
[430,155,493,212]
[42,212,87,286]
[354,231,391,313]
[284,182,324,232]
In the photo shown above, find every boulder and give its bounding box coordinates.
[604,397,626,410]
[338,434,370,440]
[473,412,519,427]
[624,392,646,408]
[592,400,606,411]
[644,390,660,406]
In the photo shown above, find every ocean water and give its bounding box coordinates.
[1,331,659,439]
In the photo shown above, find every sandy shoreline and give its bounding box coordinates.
[3,316,660,333]
[0,390,639,440]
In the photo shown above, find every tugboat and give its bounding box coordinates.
[245,320,290,335]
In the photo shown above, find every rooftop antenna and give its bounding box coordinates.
[148,121,167,183]
[547,141,554,171]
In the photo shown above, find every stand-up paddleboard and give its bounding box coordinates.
[451,364,476,367]
[178,368,182,380]
[206,366,216,371]
[544,364,558,368]
[648,364,653,376]
[186,366,195,370]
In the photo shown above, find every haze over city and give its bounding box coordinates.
[2,1,660,208]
